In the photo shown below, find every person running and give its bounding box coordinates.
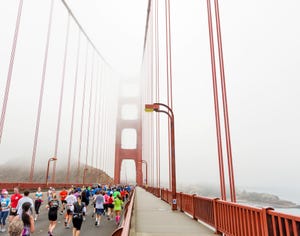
[72,196,86,236]
[16,190,34,217]
[113,195,123,225]
[9,188,23,222]
[34,187,43,221]
[103,191,109,216]
[59,187,68,215]
[0,190,11,232]
[47,187,53,202]
[20,202,34,236]
[80,190,88,221]
[46,194,59,236]
[106,193,114,220]
[8,217,23,236]
[94,191,104,227]
[64,191,76,229]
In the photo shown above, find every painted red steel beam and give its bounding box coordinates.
[154,0,161,189]
[66,29,81,183]
[52,13,71,183]
[206,0,226,201]
[0,0,23,143]
[77,41,89,183]
[213,0,236,203]
[30,0,55,182]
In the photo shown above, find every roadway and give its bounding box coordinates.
[31,205,117,236]
[7,194,117,236]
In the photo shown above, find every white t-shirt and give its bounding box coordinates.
[17,196,34,216]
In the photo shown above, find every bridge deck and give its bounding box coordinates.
[130,187,216,236]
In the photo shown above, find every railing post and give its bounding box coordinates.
[213,198,222,235]
[179,192,183,212]
[261,207,273,236]
[192,194,196,220]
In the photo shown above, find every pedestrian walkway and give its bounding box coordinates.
[130,187,216,236]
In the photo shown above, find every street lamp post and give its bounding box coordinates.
[45,157,57,186]
[145,103,177,210]
[83,167,88,185]
[137,160,148,186]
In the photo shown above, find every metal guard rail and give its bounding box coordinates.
[145,186,300,236]
[112,188,136,236]
[0,182,93,191]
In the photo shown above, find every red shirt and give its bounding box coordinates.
[59,190,68,201]
[107,196,114,204]
[10,193,23,208]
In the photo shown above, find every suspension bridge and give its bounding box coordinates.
[0,0,300,235]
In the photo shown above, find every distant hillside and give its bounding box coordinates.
[178,184,300,209]
[0,163,113,185]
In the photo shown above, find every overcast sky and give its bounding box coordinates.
[1,0,300,203]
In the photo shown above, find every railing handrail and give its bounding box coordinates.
[144,186,300,236]
[111,188,136,236]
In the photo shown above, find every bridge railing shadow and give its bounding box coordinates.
[146,186,300,236]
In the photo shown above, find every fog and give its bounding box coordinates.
[1,1,300,203]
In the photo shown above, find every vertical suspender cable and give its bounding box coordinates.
[103,104,108,172]
[206,0,226,200]
[99,78,105,171]
[52,13,71,182]
[85,51,95,170]
[166,0,174,109]
[95,64,103,171]
[164,0,171,189]
[29,0,54,182]
[165,0,174,189]
[150,13,155,187]
[214,0,236,202]
[100,77,106,171]
[0,0,23,142]
[77,41,89,183]
[155,0,161,188]
[66,29,81,183]
[91,61,100,170]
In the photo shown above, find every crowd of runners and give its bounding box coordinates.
[0,184,132,236]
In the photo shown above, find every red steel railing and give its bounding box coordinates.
[0,182,92,191]
[144,186,300,236]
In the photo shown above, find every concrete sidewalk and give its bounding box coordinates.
[130,187,216,236]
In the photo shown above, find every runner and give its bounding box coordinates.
[34,187,43,221]
[59,187,68,215]
[47,187,53,202]
[72,196,86,236]
[103,191,109,216]
[46,194,59,236]
[8,217,23,236]
[16,190,34,217]
[20,202,34,236]
[0,190,11,232]
[93,190,104,227]
[64,191,76,229]
[113,195,123,226]
[106,193,114,220]
[81,189,88,221]
[9,187,22,222]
